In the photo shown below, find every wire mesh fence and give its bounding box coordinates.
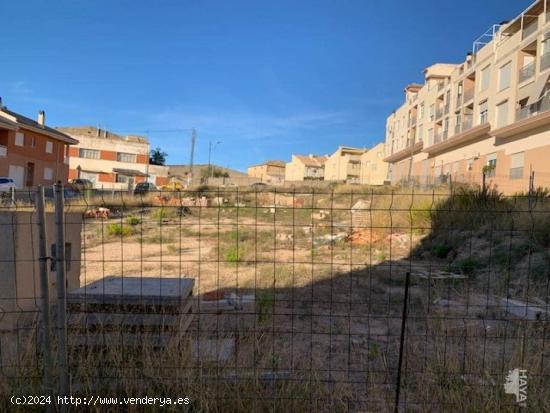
[0,185,549,411]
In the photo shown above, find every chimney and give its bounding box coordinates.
[38,110,45,126]
[104,129,108,138]
[97,128,101,137]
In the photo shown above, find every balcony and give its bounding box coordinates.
[541,52,550,72]
[410,117,417,127]
[463,88,474,103]
[437,81,445,92]
[424,121,490,157]
[456,94,463,108]
[519,60,536,83]
[516,92,550,121]
[462,115,474,131]
[0,145,6,157]
[435,107,443,120]
[522,19,538,40]
[444,103,450,115]
[433,131,442,145]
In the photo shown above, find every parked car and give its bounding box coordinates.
[134,182,157,195]
[69,179,93,192]
[0,177,16,192]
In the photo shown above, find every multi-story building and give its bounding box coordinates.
[384,0,550,193]
[247,160,286,184]
[324,146,366,183]
[0,105,78,187]
[360,143,389,185]
[285,154,328,182]
[59,126,168,189]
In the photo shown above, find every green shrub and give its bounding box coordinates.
[126,216,141,226]
[432,244,452,259]
[151,208,178,223]
[458,257,478,275]
[107,223,133,237]
[225,246,241,263]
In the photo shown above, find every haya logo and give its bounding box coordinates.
[504,368,527,405]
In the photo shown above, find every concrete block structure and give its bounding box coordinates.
[360,143,389,185]
[59,126,169,189]
[0,105,78,187]
[0,211,82,329]
[384,0,550,194]
[247,160,286,184]
[324,146,366,184]
[284,154,329,182]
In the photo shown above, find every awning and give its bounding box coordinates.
[517,82,534,102]
[526,72,550,105]
[112,168,148,177]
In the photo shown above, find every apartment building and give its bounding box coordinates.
[0,105,78,187]
[384,0,550,194]
[59,126,168,189]
[247,160,286,184]
[285,154,328,181]
[360,143,389,185]
[324,146,366,183]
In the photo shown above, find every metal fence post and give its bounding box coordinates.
[54,182,69,404]
[394,271,411,413]
[36,186,53,409]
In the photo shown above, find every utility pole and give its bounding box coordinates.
[189,128,196,187]
[208,140,221,178]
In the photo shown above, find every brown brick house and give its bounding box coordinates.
[0,105,78,187]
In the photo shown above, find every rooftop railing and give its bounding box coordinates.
[519,60,536,83]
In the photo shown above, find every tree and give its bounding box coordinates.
[150,147,167,165]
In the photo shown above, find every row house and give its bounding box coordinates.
[285,154,329,181]
[247,160,286,184]
[0,103,78,187]
[384,0,550,194]
[359,143,389,186]
[59,126,169,189]
[324,146,366,184]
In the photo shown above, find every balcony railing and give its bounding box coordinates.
[462,115,474,132]
[541,51,550,72]
[444,103,450,115]
[522,19,538,40]
[516,91,550,121]
[433,132,442,145]
[456,94,463,108]
[442,129,448,140]
[519,60,536,83]
[437,81,445,91]
[463,88,474,103]
[435,107,443,120]
[410,117,417,127]
[0,145,6,157]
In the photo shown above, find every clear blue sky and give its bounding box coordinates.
[1,0,531,171]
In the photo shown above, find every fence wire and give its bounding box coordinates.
[0,185,549,412]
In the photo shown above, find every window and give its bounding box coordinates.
[498,62,512,91]
[15,132,24,146]
[116,174,132,183]
[486,153,497,177]
[479,100,488,124]
[496,100,509,128]
[510,152,524,179]
[29,136,36,147]
[429,104,434,121]
[480,65,491,91]
[467,159,474,171]
[79,148,100,159]
[418,125,423,142]
[43,167,53,180]
[419,103,424,120]
[428,128,434,146]
[543,34,550,55]
[46,141,53,153]
[117,152,137,163]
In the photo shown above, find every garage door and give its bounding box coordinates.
[8,165,25,188]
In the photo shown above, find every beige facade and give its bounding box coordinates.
[384,0,550,194]
[247,160,286,184]
[284,154,328,182]
[360,143,389,185]
[324,146,366,183]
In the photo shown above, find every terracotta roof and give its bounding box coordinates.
[294,155,328,167]
[0,108,78,144]
[57,126,148,144]
[250,160,286,168]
